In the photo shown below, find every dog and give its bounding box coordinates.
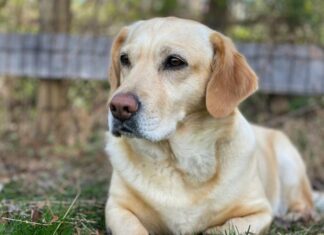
[105,17,324,235]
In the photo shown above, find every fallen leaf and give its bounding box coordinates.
[50,215,59,223]
[31,208,42,222]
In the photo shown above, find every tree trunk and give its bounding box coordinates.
[203,0,229,32]
[36,0,71,143]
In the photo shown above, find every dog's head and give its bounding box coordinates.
[107,17,258,141]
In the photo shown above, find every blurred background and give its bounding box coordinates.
[0,0,323,234]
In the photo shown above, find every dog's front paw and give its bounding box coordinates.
[283,209,319,223]
[203,227,224,235]
[204,225,241,235]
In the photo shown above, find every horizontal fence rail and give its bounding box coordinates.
[0,33,112,81]
[0,33,324,95]
[236,42,324,95]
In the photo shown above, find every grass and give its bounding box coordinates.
[0,199,106,234]
[0,90,323,234]
[1,177,324,235]
[269,218,324,235]
[0,133,323,234]
[0,136,110,234]
[0,183,108,234]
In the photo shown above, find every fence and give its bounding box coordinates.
[1,33,324,95]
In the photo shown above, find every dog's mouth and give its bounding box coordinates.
[113,126,135,137]
[111,121,139,138]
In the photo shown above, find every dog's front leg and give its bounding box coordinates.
[106,198,149,235]
[204,212,272,235]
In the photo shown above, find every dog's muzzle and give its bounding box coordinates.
[109,92,140,137]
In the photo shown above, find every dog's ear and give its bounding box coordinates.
[206,33,258,118]
[108,27,128,93]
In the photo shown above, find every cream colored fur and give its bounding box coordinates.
[105,17,320,235]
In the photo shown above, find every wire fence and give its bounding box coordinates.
[0,33,324,95]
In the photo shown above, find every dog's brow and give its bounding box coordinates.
[120,48,129,55]
[160,45,186,58]
[160,46,172,55]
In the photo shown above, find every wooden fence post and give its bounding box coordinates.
[37,0,71,143]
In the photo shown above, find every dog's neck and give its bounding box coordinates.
[123,109,256,184]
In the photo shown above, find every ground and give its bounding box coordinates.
[1,140,323,234]
[0,88,323,234]
[0,138,111,234]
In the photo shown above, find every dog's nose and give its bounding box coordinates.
[109,93,139,121]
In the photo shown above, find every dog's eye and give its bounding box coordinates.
[164,55,187,70]
[120,54,131,67]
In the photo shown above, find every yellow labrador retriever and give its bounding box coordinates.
[105,17,323,234]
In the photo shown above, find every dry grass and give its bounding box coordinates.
[0,80,323,234]
[0,142,111,234]
[280,109,324,184]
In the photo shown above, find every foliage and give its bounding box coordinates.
[0,0,39,32]
[228,0,324,44]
